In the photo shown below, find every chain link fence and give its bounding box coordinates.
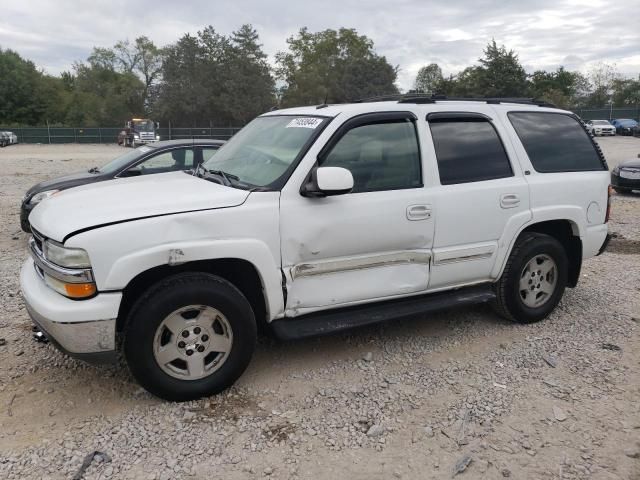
[574,107,640,121]
[0,126,243,144]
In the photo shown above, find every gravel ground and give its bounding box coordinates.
[0,138,639,480]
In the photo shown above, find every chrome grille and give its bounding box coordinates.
[31,228,44,253]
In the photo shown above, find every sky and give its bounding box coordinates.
[1,0,639,90]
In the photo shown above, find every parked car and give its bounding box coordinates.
[611,118,639,136]
[586,120,616,136]
[611,155,640,193]
[20,98,610,401]
[1,131,18,146]
[20,139,224,232]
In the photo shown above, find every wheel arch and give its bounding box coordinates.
[499,219,582,288]
[116,258,270,334]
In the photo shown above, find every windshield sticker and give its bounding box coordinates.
[285,118,323,129]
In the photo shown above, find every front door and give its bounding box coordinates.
[279,112,436,316]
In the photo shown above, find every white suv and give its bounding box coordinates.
[20,97,611,401]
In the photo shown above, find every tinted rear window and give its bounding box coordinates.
[508,112,605,172]
[429,118,513,185]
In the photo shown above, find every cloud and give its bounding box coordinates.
[0,0,638,90]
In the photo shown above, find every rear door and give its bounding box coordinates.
[425,111,531,289]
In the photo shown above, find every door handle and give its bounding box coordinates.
[407,204,432,220]
[500,194,520,209]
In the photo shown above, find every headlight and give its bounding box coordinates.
[134,133,140,138]
[612,166,620,174]
[28,189,59,205]
[155,135,160,141]
[43,240,91,268]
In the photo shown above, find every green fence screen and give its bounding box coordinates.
[2,107,639,144]
[0,127,243,144]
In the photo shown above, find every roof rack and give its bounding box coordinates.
[355,93,555,108]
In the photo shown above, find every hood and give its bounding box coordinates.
[25,170,102,198]
[619,158,640,169]
[29,171,250,242]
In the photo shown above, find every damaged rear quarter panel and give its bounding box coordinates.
[65,192,285,319]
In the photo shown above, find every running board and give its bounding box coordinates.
[270,284,495,341]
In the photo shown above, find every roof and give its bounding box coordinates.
[150,138,226,149]
[262,97,571,119]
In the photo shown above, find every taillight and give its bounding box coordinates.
[605,185,612,223]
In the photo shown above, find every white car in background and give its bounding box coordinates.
[1,131,18,147]
[586,120,616,136]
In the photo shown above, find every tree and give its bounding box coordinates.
[414,63,443,93]
[611,76,640,107]
[585,62,619,107]
[225,25,275,123]
[476,40,528,97]
[0,48,66,125]
[65,61,145,125]
[529,67,589,108]
[276,28,398,106]
[155,25,274,125]
[434,41,528,98]
[88,36,164,112]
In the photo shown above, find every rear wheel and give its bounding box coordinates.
[124,272,257,401]
[493,232,568,323]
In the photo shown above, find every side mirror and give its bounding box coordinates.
[120,167,142,177]
[301,166,354,197]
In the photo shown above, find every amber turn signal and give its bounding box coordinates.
[63,282,97,298]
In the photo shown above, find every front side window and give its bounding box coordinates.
[320,119,422,193]
[99,146,152,174]
[125,148,195,175]
[429,117,513,185]
[202,115,328,188]
[508,112,604,172]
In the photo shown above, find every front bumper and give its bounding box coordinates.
[20,258,122,364]
[611,172,640,189]
[594,129,615,136]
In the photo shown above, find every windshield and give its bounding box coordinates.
[133,120,155,132]
[202,115,328,187]
[99,145,154,174]
[592,120,610,125]
[617,119,638,126]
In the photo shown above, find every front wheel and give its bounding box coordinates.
[124,272,257,401]
[493,232,568,324]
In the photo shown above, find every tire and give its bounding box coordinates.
[493,232,568,324]
[124,272,257,401]
[613,187,631,194]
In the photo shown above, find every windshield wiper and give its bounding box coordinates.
[206,169,239,186]
[88,167,100,174]
[195,163,240,187]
